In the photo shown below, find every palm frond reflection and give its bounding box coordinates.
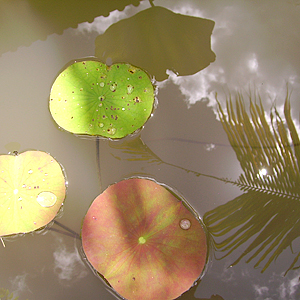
[105,90,300,274]
[204,91,300,274]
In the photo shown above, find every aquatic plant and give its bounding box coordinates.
[49,60,155,139]
[81,178,207,300]
[0,150,66,236]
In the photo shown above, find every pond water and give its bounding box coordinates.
[0,0,300,299]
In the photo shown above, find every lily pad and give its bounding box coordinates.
[49,60,155,138]
[0,151,66,236]
[81,178,207,300]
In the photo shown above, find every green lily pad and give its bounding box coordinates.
[81,178,207,300]
[49,60,155,138]
[0,151,66,236]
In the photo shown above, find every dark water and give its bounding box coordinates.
[0,0,300,299]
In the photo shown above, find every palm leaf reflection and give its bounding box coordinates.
[204,92,300,274]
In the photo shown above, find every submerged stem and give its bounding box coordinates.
[96,137,102,192]
[51,220,81,240]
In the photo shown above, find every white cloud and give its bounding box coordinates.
[10,273,31,298]
[220,264,235,283]
[53,237,88,285]
[253,284,269,299]
[253,270,300,300]
[76,0,151,35]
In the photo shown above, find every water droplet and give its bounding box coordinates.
[98,103,103,107]
[98,122,104,128]
[18,197,22,201]
[89,124,93,128]
[92,216,97,220]
[127,84,134,94]
[99,96,105,101]
[28,169,33,174]
[180,219,191,230]
[36,191,57,208]
[122,107,125,111]
[13,189,18,195]
[99,82,105,87]
[110,82,117,92]
[22,184,26,188]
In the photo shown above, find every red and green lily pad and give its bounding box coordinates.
[81,178,207,300]
[0,151,66,236]
[49,60,155,138]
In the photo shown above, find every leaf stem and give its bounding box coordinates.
[52,220,81,240]
[96,137,102,192]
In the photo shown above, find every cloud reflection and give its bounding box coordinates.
[53,237,88,285]
[253,270,300,300]
[10,273,30,298]
[152,0,300,120]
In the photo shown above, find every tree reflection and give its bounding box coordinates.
[106,89,300,275]
[177,284,224,300]
[204,91,300,274]
[0,0,142,55]
[95,5,215,81]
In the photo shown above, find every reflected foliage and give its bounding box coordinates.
[95,5,215,81]
[204,92,300,274]
[0,0,141,55]
[107,90,300,275]
[108,135,222,182]
[0,288,27,300]
[177,284,224,300]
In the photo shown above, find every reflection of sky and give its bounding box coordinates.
[76,0,300,130]
[198,259,300,300]
[10,272,31,298]
[0,1,299,299]
[53,237,88,285]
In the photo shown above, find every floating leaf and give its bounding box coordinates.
[0,151,66,236]
[82,178,207,300]
[49,61,155,138]
[95,6,215,81]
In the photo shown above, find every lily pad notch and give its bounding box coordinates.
[0,150,66,237]
[81,177,208,300]
[49,60,156,139]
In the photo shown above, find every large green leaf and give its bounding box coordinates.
[0,151,66,236]
[82,178,207,300]
[49,60,155,138]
